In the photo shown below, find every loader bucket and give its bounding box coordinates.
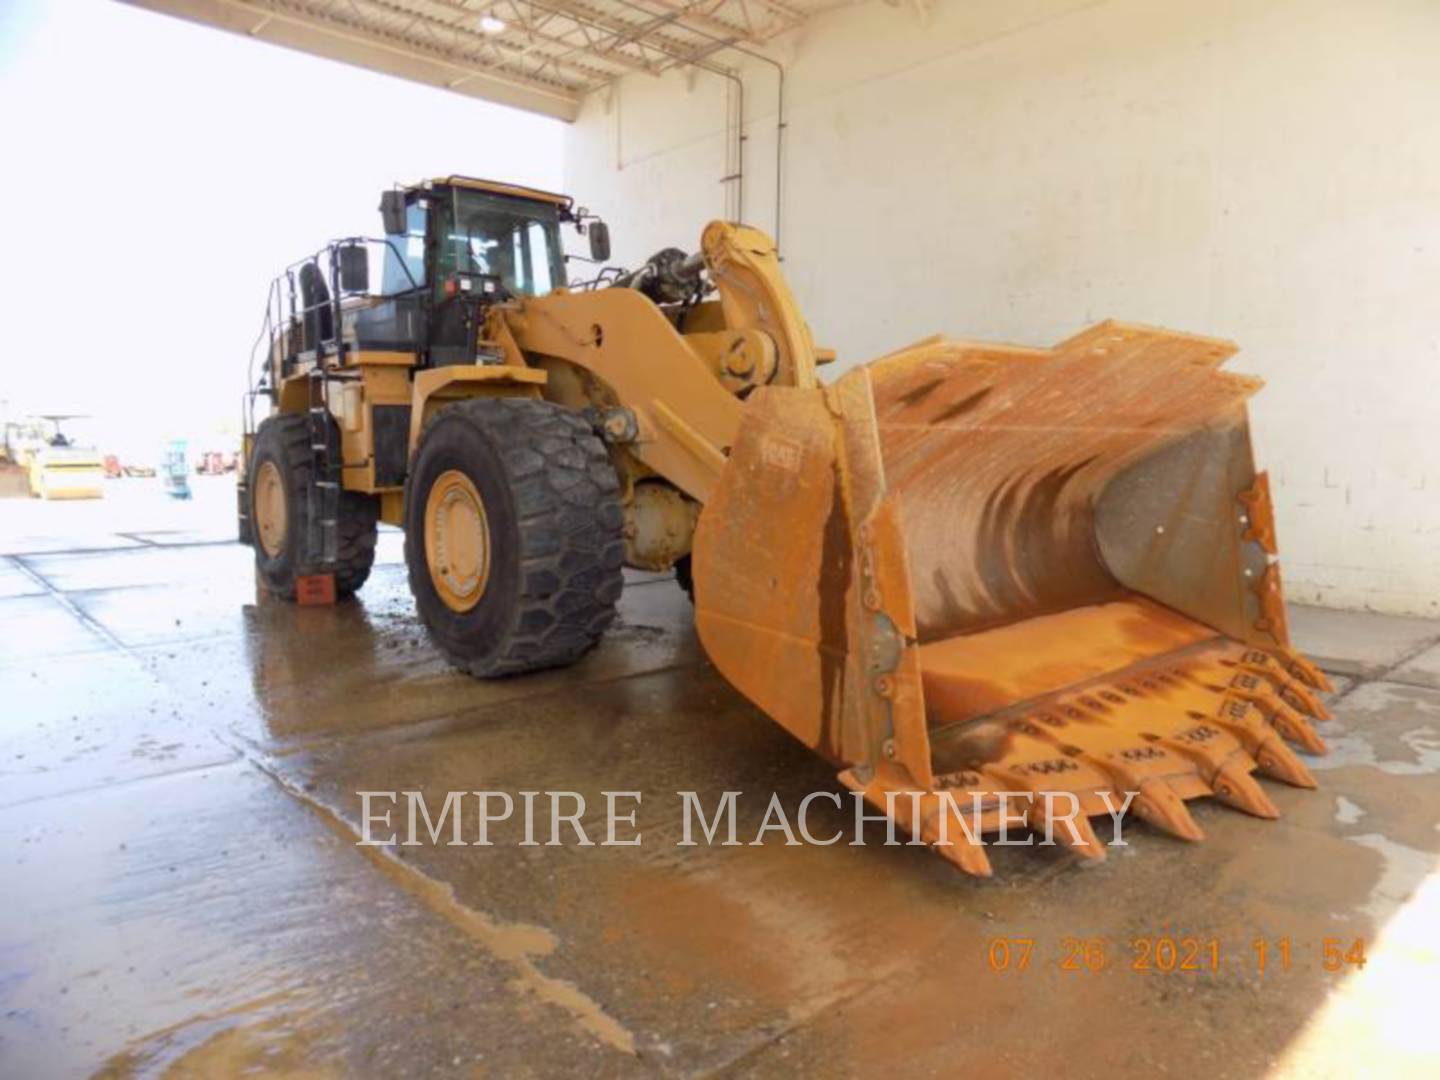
[693,322,1331,876]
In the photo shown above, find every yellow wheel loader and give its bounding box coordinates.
[241,176,1330,875]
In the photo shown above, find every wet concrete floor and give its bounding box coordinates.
[2,512,1438,1077]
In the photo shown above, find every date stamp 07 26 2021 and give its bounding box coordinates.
[985,935,1369,976]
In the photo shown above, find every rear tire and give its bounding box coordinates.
[247,414,378,600]
[404,398,624,677]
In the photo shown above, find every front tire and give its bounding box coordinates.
[405,398,624,677]
[247,414,378,599]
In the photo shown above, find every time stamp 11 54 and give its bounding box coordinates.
[985,934,1369,976]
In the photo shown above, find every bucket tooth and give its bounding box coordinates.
[932,832,995,877]
[1254,687,1327,754]
[1210,758,1280,819]
[1156,719,1247,780]
[1131,778,1205,842]
[1276,681,1332,724]
[1280,648,1336,693]
[916,791,994,877]
[841,771,997,877]
[977,764,1107,862]
[1252,735,1318,789]
[1273,713,1327,755]
[1209,698,1274,756]
[1226,682,1327,754]
[1047,809,1107,861]
[1237,652,1332,721]
[1267,668,1332,722]
[1292,690,1333,724]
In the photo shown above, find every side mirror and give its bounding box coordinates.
[338,243,369,294]
[379,190,407,236]
[588,220,611,263]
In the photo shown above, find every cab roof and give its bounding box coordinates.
[420,176,574,211]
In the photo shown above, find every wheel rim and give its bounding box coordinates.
[425,469,491,612]
[254,461,287,558]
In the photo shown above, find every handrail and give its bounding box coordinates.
[245,236,423,437]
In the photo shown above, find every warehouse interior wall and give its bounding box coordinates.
[563,0,1439,617]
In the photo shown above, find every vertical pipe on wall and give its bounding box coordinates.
[721,67,744,222]
[602,0,785,252]
[528,0,749,227]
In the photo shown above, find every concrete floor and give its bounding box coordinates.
[2,481,1438,1077]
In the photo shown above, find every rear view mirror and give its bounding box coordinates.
[588,220,611,263]
[379,190,407,236]
[338,243,369,293]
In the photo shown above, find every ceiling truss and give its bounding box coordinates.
[126,0,832,119]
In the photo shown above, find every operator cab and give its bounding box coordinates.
[382,178,568,300]
[365,176,610,367]
[261,176,610,382]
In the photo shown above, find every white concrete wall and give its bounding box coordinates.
[565,0,1440,616]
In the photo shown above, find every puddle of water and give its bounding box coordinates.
[1344,833,1436,921]
[1334,796,1365,825]
[93,991,334,1080]
[1313,683,1440,776]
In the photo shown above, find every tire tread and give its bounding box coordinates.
[251,414,377,599]
[405,398,623,677]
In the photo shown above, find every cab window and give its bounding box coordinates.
[381,202,427,293]
[435,188,566,297]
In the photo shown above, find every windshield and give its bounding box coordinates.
[436,188,566,297]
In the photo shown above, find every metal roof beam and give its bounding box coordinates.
[348,0,647,80]
[407,0,665,75]
[629,0,763,43]
[122,0,583,118]
[522,0,714,63]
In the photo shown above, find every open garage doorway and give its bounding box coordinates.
[0,0,561,553]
